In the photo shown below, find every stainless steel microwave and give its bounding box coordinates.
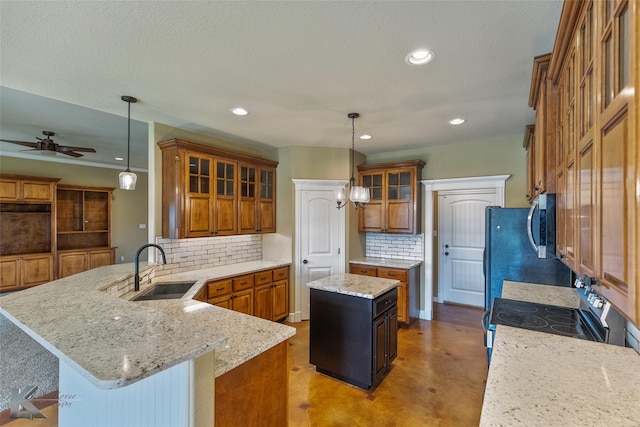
[527,193,557,259]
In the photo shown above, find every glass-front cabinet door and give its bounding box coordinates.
[214,159,237,235]
[358,160,424,234]
[359,171,385,232]
[385,169,415,233]
[239,164,257,234]
[258,167,276,233]
[185,154,213,237]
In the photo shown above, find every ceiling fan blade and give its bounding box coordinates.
[57,145,96,153]
[0,139,39,148]
[60,151,84,158]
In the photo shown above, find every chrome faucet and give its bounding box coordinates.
[134,244,167,291]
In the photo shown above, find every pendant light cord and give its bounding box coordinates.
[350,115,355,186]
[126,100,131,172]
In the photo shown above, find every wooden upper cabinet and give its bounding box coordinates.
[594,0,637,323]
[258,166,276,233]
[523,125,536,202]
[239,163,258,234]
[0,175,58,202]
[185,153,214,237]
[548,0,637,323]
[158,139,278,239]
[238,163,276,234]
[214,158,237,235]
[357,160,424,234]
[525,53,557,201]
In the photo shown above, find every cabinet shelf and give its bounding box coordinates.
[55,186,114,276]
[57,230,109,235]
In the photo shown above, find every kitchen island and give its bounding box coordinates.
[307,273,399,390]
[481,281,640,426]
[0,261,295,427]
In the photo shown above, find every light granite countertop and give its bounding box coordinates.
[481,281,640,426]
[349,257,422,269]
[501,280,581,308]
[307,273,399,299]
[0,260,295,390]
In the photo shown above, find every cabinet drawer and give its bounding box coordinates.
[233,274,254,291]
[377,267,407,282]
[350,265,377,277]
[273,266,289,281]
[207,279,232,298]
[255,270,273,286]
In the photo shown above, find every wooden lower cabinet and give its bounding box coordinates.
[208,288,254,315]
[350,263,420,326]
[57,248,115,279]
[0,254,54,292]
[205,265,289,320]
[215,340,288,426]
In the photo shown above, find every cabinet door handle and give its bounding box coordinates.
[216,287,225,292]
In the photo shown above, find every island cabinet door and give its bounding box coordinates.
[373,316,387,378]
[372,307,397,385]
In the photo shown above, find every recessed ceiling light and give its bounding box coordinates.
[360,134,372,140]
[448,118,466,125]
[115,157,124,161]
[231,107,248,116]
[405,49,435,65]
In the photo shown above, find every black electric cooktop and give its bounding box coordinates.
[489,298,599,342]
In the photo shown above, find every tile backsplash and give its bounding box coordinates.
[365,233,424,261]
[153,235,262,277]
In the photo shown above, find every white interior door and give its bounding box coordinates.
[438,191,496,307]
[298,186,344,320]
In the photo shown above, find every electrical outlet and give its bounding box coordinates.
[139,224,146,229]
[120,256,125,262]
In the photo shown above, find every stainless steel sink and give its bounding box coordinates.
[133,282,196,301]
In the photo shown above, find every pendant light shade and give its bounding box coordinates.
[336,112,370,210]
[119,95,138,190]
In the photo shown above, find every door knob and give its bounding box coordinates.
[444,252,449,256]
[303,259,308,264]
[444,244,449,248]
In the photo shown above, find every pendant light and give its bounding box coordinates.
[336,113,370,210]
[119,95,138,190]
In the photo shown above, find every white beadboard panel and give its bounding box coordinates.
[59,358,192,427]
[308,197,333,255]
[451,199,488,248]
[450,259,484,292]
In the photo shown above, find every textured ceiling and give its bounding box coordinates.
[0,1,562,171]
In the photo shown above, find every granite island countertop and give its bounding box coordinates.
[349,257,422,269]
[481,281,640,426]
[306,273,399,299]
[0,261,295,389]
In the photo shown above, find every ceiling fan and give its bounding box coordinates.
[0,130,96,158]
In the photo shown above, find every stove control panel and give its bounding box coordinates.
[574,276,627,346]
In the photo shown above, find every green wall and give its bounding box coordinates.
[0,157,149,263]
[366,135,529,208]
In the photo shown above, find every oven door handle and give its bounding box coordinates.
[481,309,491,333]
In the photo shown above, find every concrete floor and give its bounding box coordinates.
[287,303,489,427]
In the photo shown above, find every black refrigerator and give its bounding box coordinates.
[484,199,573,313]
